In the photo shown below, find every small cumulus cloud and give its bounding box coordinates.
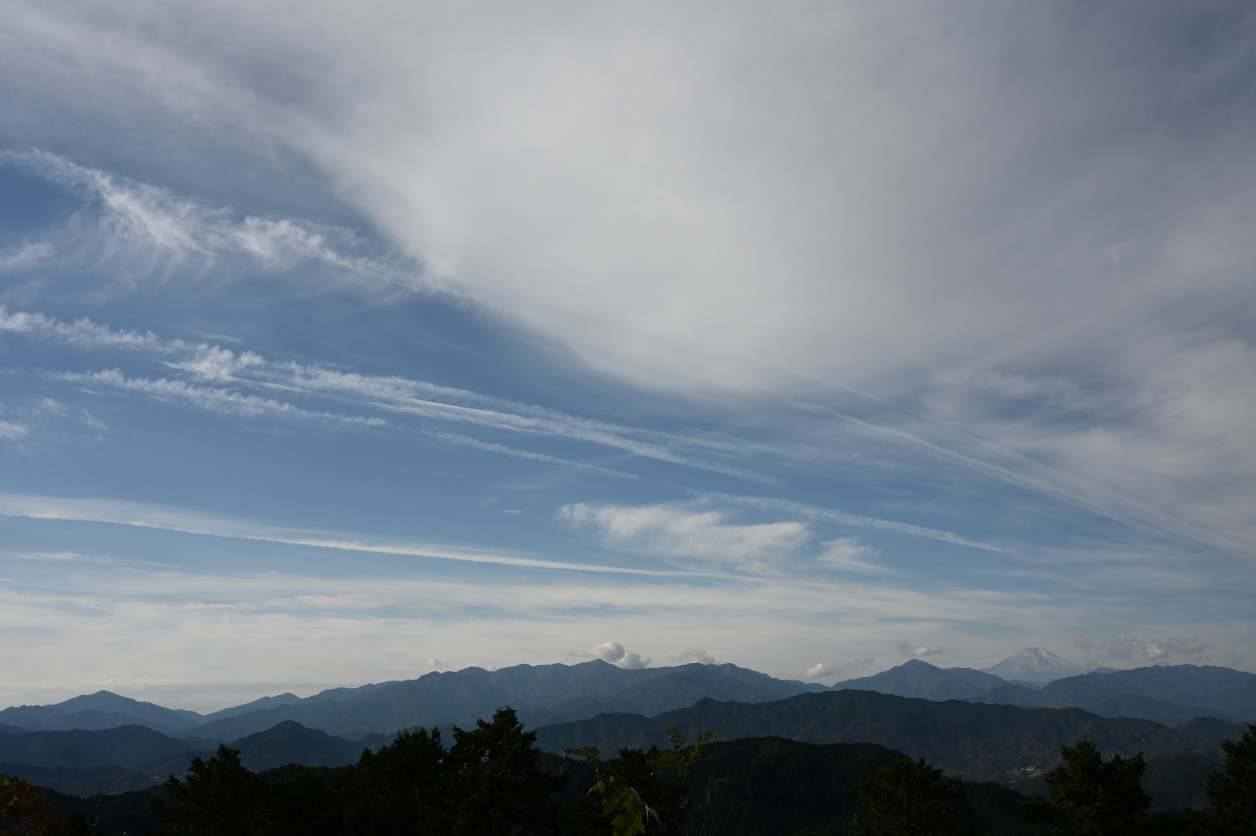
[805,658,875,680]
[591,641,651,670]
[559,502,809,563]
[896,641,945,657]
[669,649,715,665]
[170,345,265,382]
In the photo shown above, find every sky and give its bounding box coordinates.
[0,1,1254,713]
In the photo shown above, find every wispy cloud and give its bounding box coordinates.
[56,368,386,428]
[816,538,888,574]
[559,501,809,564]
[895,641,945,658]
[0,150,422,293]
[0,493,680,577]
[1073,634,1211,664]
[2,306,773,480]
[0,420,28,441]
[710,493,1013,554]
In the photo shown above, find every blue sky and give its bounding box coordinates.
[1,1,1254,712]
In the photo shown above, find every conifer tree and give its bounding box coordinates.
[1023,737,1150,836]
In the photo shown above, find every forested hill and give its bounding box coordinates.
[531,689,1237,783]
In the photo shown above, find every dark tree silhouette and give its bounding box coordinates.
[446,707,567,836]
[336,726,451,836]
[1186,722,1256,835]
[150,745,266,836]
[853,757,978,835]
[1023,737,1150,835]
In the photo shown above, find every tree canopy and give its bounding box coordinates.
[853,757,978,836]
[1023,737,1151,836]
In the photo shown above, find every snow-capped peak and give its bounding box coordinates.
[981,647,1083,684]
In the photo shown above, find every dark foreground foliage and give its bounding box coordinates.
[29,713,1252,836]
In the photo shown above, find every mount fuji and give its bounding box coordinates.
[981,648,1083,684]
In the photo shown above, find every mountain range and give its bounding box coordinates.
[529,689,1244,783]
[0,661,826,739]
[4,653,1253,749]
[830,658,1256,726]
[7,687,1241,814]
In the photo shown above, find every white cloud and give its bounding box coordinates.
[714,494,1012,554]
[805,657,874,680]
[6,2,1253,559]
[591,641,650,670]
[55,369,386,429]
[895,641,945,658]
[816,538,884,573]
[5,551,108,563]
[0,150,419,293]
[0,493,680,577]
[0,242,52,272]
[0,421,28,441]
[559,502,809,564]
[2,306,768,481]
[1073,634,1211,664]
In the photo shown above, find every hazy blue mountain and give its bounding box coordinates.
[830,659,1007,700]
[0,709,192,736]
[230,720,390,772]
[186,661,823,739]
[970,683,1219,726]
[546,664,824,721]
[1142,753,1222,810]
[531,689,1221,783]
[971,683,1042,705]
[981,648,1083,683]
[0,725,217,770]
[1173,716,1246,741]
[1034,665,1256,721]
[1065,692,1222,727]
[972,665,1256,724]
[199,693,304,722]
[0,691,203,734]
[0,761,160,796]
[0,720,393,795]
[0,724,27,734]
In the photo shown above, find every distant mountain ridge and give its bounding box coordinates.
[828,658,1255,725]
[831,658,1007,700]
[4,658,1252,745]
[531,689,1243,784]
[973,664,1256,724]
[0,691,203,734]
[0,661,826,740]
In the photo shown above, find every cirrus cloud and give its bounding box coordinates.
[558,502,809,565]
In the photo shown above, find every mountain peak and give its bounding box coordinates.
[981,647,1082,683]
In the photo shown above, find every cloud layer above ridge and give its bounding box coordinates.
[1,1,1255,705]
[5,2,1255,557]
